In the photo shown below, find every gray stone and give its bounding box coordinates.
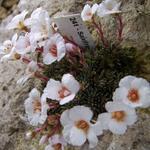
[95,0,150,50]
[0,0,149,150]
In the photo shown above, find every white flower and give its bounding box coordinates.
[97,0,121,17]
[0,48,21,62]
[60,106,103,148]
[43,33,66,65]
[24,88,49,126]
[26,8,52,47]
[7,10,28,30]
[0,34,18,55]
[17,61,39,85]
[81,4,99,21]
[44,74,80,105]
[113,76,150,108]
[0,34,23,62]
[15,34,34,55]
[45,134,66,150]
[25,8,48,25]
[98,101,137,135]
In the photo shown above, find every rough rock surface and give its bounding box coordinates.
[0,0,19,20]
[0,0,149,150]
[101,0,150,49]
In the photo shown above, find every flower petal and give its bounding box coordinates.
[60,109,72,126]
[109,120,127,135]
[97,112,110,130]
[125,113,137,126]
[69,126,86,146]
[29,112,41,126]
[113,87,128,102]
[92,3,99,14]
[105,101,136,113]
[60,94,76,105]
[43,53,57,65]
[62,125,72,144]
[29,88,41,99]
[69,106,93,122]
[131,77,150,89]
[44,79,61,100]
[62,73,80,94]
[119,75,135,88]
[139,87,150,108]
[87,129,98,148]
[57,41,66,61]
[81,4,92,21]
[24,97,34,115]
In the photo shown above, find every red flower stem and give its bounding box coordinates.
[92,17,108,48]
[34,72,49,82]
[37,63,45,69]
[35,123,47,133]
[31,123,48,138]
[49,103,60,109]
[47,121,61,138]
[116,14,123,42]
[22,57,30,63]
[22,57,45,69]
[36,47,44,53]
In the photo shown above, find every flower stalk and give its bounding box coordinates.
[116,14,123,42]
[92,17,108,48]
[47,117,61,139]
[34,72,49,82]
[22,57,45,69]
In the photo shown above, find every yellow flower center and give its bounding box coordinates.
[14,53,21,60]
[58,86,71,99]
[53,143,62,150]
[127,89,139,103]
[75,120,89,133]
[33,100,41,113]
[111,111,126,122]
[86,12,92,17]
[18,21,28,31]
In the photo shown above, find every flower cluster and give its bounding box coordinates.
[0,0,149,150]
[60,75,150,147]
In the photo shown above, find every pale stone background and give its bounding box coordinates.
[0,0,150,150]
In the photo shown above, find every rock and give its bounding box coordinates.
[2,0,19,8]
[0,6,7,20]
[0,0,19,21]
[0,0,3,5]
[0,60,42,150]
[0,0,149,150]
[99,0,150,50]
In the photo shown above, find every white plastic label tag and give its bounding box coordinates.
[53,14,95,50]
